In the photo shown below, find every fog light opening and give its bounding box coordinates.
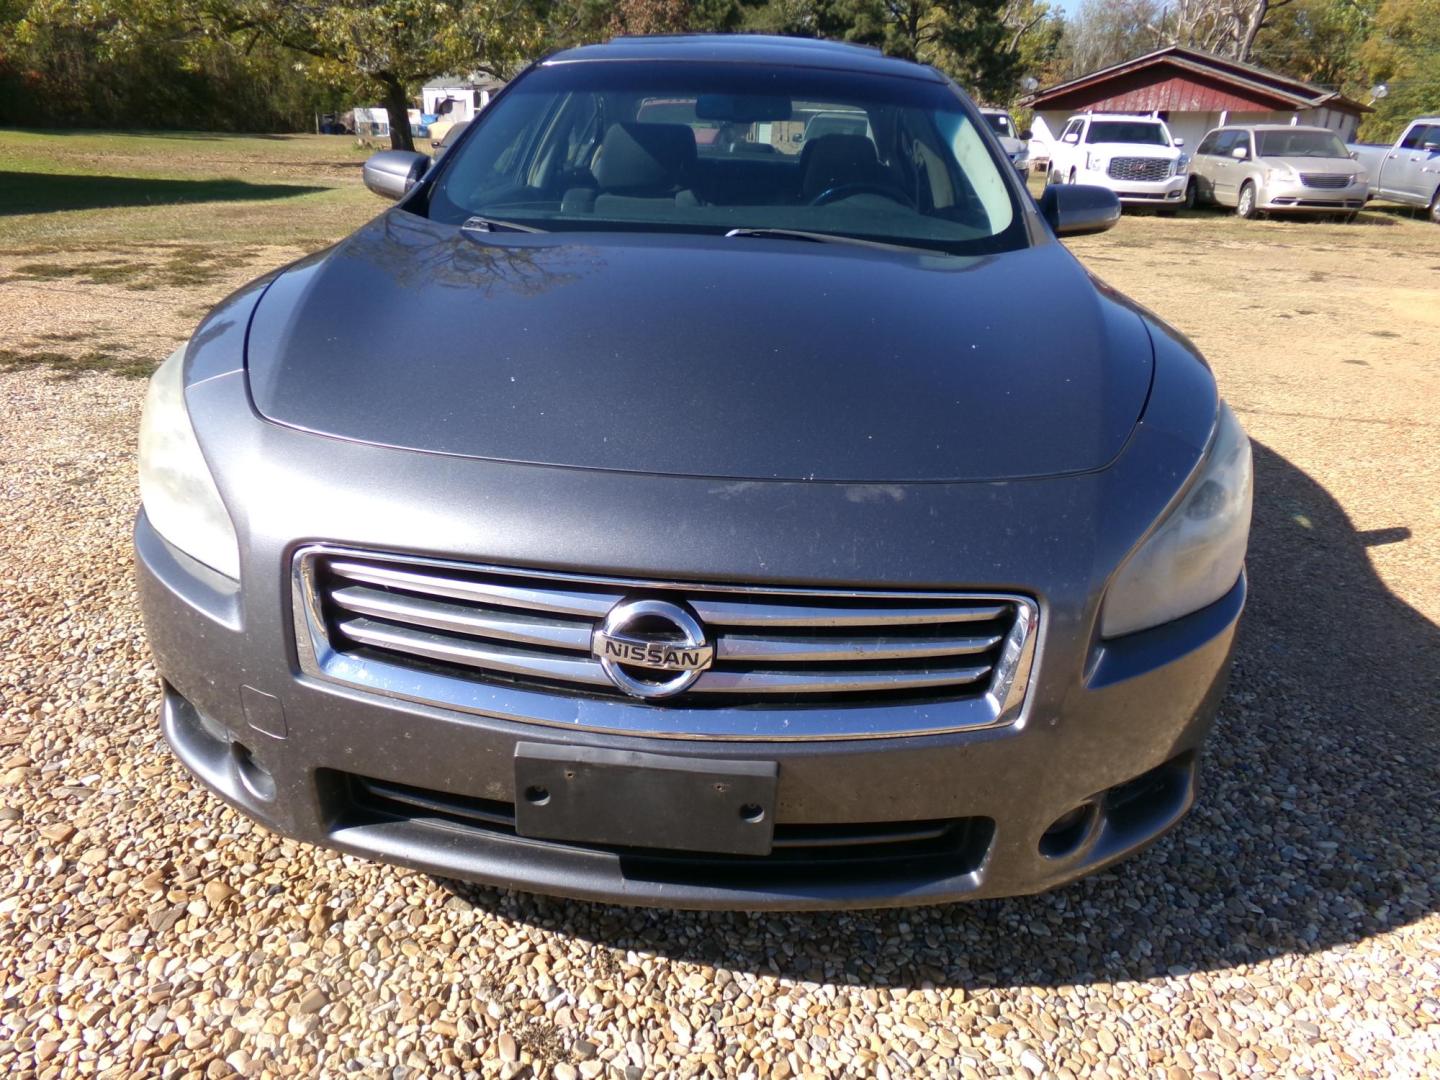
[523,785,551,806]
[232,741,276,802]
[1039,801,1098,859]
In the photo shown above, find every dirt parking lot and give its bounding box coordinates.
[1,133,1438,1079]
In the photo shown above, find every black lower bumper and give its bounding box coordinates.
[137,513,1241,910]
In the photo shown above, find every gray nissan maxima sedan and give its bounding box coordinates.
[135,35,1252,909]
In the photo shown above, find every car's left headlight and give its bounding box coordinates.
[138,346,241,579]
[1100,403,1252,638]
[1173,154,1190,176]
[1355,171,1369,186]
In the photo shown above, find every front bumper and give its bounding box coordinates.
[1081,169,1186,206]
[138,508,1242,909]
[1258,177,1367,213]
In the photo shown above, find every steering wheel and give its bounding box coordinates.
[809,182,914,208]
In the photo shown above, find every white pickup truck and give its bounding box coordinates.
[1046,114,1188,212]
[1349,117,1440,223]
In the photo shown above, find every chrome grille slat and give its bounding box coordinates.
[1107,157,1170,182]
[715,631,1002,662]
[689,597,1008,627]
[295,547,1040,741]
[338,617,614,688]
[330,584,593,652]
[327,559,617,618]
[689,665,990,695]
[1300,173,1350,189]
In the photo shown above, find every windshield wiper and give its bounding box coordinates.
[462,215,548,234]
[724,227,938,255]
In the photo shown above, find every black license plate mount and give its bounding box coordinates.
[513,743,778,856]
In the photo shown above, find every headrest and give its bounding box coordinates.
[799,134,881,200]
[594,122,697,192]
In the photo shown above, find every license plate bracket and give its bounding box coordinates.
[513,743,778,856]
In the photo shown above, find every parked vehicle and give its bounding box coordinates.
[430,119,469,159]
[1188,125,1368,219]
[136,35,1250,910]
[980,107,1031,178]
[1350,117,1440,223]
[1047,113,1188,212]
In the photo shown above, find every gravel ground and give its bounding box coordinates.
[2,208,1439,1080]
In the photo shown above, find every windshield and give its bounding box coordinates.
[426,61,1024,256]
[1086,121,1169,146]
[984,113,1015,138]
[1257,130,1348,159]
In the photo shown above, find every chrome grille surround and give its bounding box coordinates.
[1107,157,1171,182]
[292,545,1039,741]
[1299,173,1352,189]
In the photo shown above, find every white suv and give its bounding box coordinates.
[1047,114,1188,212]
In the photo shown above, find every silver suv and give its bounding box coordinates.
[1187,124,1368,219]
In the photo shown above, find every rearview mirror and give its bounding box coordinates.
[1231,146,1249,160]
[1038,184,1121,238]
[1062,132,1079,144]
[1423,139,1440,152]
[1020,128,1032,140]
[363,150,430,200]
[695,94,792,122]
[1172,137,1184,147]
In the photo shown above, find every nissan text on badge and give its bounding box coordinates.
[135,34,1252,909]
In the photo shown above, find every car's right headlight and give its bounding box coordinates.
[1100,403,1252,638]
[138,346,241,579]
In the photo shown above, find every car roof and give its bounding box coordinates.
[542,34,945,82]
[1213,124,1341,133]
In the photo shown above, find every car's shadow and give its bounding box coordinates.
[439,441,1439,988]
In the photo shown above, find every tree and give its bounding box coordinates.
[1357,0,1440,139]
[1252,0,1377,89]
[6,0,552,149]
[1000,0,1064,89]
[744,0,1020,100]
[206,1,551,151]
[1057,0,1165,78]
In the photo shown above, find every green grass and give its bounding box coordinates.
[0,128,380,248]
[0,128,388,379]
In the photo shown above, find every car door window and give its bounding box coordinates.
[1196,131,1221,156]
[1399,125,1426,150]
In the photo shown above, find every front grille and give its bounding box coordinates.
[294,547,1037,740]
[1107,157,1170,182]
[1300,173,1351,189]
[339,772,995,884]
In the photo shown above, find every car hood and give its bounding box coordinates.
[245,212,1154,483]
[996,135,1027,157]
[1265,156,1362,175]
[1091,143,1178,157]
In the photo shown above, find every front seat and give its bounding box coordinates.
[565,122,701,215]
[798,134,885,202]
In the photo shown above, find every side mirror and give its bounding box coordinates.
[1019,128,1032,140]
[1038,184,1121,238]
[1230,146,1249,160]
[363,150,430,200]
[1423,140,1440,153]
[1172,137,1184,147]
[1062,132,1079,144]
